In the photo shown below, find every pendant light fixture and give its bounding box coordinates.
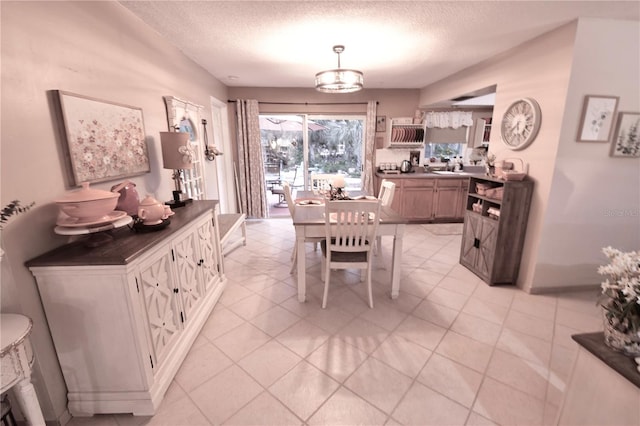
[315,45,364,93]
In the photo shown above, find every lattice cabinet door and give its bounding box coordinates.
[138,250,181,367]
[476,217,497,279]
[196,217,219,294]
[460,212,482,272]
[173,230,204,323]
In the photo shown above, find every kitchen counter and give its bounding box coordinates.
[376,167,484,179]
[374,169,473,223]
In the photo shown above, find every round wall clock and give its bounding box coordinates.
[501,97,542,150]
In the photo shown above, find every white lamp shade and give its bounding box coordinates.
[160,132,192,170]
[332,175,346,188]
[315,69,363,93]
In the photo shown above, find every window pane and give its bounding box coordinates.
[308,118,363,190]
[424,143,464,161]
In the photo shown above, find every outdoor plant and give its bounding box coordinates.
[598,246,640,337]
[0,200,35,230]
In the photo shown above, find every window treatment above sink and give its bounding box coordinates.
[425,111,473,129]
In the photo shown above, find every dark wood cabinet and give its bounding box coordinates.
[460,176,533,285]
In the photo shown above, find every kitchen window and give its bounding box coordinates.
[423,142,465,160]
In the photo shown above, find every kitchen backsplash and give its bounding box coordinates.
[375,147,479,167]
[375,148,417,166]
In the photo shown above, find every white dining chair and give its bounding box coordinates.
[321,199,382,309]
[375,179,396,262]
[283,182,321,274]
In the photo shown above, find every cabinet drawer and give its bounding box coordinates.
[436,179,469,189]
[403,179,435,188]
[436,179,464,189]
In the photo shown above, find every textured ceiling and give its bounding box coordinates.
[120,1,639,90]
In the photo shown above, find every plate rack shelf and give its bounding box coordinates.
[387,118,426,148]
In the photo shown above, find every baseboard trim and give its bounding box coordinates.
[524,283,600,295]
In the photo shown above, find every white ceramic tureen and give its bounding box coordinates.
[55,182,119,221]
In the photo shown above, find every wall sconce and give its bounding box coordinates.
[202,119,223,162]
[160,131,193,208]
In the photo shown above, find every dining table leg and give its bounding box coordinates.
[390,224,405,299]
[295,227,306,302]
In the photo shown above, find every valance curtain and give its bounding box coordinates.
[362,100,377,194]
[425,111,473,129]
[235,99,267,218]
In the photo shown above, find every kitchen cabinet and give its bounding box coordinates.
[387,118,426,148]
[459,176,533,285]
[379,176,469,222]
[433,178,465,219]
[402,179,435,221]
[27,201,226,416]
[471,117,492,148]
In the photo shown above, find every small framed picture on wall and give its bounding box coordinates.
[376,116,386,132]
[576,95,619,142]
[610,112,640,157]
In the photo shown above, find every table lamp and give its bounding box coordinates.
[160,131,193,208]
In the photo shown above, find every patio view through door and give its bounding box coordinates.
[260,114,365,213]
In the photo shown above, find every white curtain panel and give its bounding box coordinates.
[362,100,377,194]
[425,111,473,129]
[235,99,268,218]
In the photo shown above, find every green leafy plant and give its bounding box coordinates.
[0,200,35,230]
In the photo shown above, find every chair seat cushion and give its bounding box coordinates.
[321,239,369,262]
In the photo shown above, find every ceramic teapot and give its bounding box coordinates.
[137,195,166,225]
[110,180,140,216]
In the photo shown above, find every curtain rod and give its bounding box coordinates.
[227,100,377,106]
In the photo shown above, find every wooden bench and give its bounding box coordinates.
[218,213,246,256]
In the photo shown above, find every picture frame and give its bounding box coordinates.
[55,90,150,186]
[609,112,640,157]
[376,116,386,132]
[576,95,619,142]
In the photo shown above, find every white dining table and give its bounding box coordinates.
[292,191,408,303]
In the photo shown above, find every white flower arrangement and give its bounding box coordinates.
[177,144,195,166]
[598,246,640,337]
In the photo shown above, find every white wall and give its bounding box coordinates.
[533,19,640,290]
[419,22,578,291]
[1,2,227,421]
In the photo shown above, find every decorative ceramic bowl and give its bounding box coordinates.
[55,182,119,221]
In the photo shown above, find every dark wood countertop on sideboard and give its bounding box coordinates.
[26,200,218,267]
[572,332,640,389]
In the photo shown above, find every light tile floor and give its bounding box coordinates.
[67,219,602,426]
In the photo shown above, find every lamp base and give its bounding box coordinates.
[165,198,193,208]
[166,190,192,208]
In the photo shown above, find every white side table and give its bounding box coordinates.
[1,314,46,425]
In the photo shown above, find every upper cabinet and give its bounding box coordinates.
[471,117,492,148]
[387,118,426,148]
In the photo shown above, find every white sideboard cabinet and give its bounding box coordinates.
[27,201,226,416]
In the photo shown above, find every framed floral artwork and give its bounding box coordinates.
[376,116,386,132]
[576,95,619,142]
[610,112,640,157]
[55,91,150,186]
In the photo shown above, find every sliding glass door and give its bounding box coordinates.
[259,114,364,193]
